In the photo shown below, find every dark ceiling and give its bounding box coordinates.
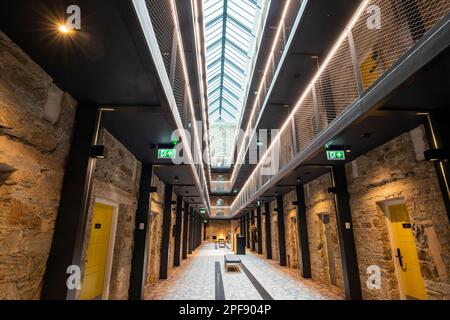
[0,0,161,106]
[0,0,206,200]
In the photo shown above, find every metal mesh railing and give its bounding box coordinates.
[147,0,211,213]
[231,0,305,186]
[210,206,231,217]
[210,180,232,193]
[231,0,450,214]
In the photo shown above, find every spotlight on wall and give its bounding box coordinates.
[58,24,71,34]
[327,187,337,194]
[90,145,106,159]
[174,176,179,182]
[424,148,447,162]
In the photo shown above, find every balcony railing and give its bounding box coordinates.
[231,0,450,215]
[229,0,308,187]
[210,180,232,194]
[133,0,211,213]
[210,206,231,218]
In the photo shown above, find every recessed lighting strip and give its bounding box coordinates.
[230,0,372,214]
[132,0,211,213]
[229,0,294,186]
[192,0,212,185]
[170,0,211,207]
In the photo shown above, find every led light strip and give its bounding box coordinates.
[132,0,211,212]
[231,0,372,212]
[170,0,212,206]
[229,0,292,185]
[192,0,212,184]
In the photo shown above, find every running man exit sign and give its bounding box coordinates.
[326,150,346,161]
[157,148,176,159]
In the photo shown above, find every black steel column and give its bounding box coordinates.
[182,202,189,259]
[251,210,256,251]
[196,215,200,248]
[245,213,250,249]
[41,105,100,300]
[173,195,183,267]
[159,184,173,279]
[203,221,207,241]
[276,195,287,266]
[192,211,198,250]
[331,165,362,300]
[240,216,244,236]
[194,212,198,249]
[198,217,202,245]
[424,111,450,222]
[264,202,272,259]
[128,164,153,300]
[188,207,194,254]
[295,184,311,278]
[256,206,263,254]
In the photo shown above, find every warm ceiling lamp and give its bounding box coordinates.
[58,24,71,34]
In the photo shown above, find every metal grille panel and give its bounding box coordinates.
[231,0,450,215]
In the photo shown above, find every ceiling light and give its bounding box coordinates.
[58,24,70,34]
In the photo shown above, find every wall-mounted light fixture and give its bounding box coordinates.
[424,148,447,162]
[90,145,106,159]
[327,187,337,194]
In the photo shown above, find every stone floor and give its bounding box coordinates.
[143,243,343,300]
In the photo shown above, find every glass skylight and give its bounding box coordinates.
[203,0,268,167]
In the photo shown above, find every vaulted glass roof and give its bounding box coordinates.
[203,0,268,168]
[203,0,263,123]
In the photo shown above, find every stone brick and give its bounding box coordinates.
[77,130,141,300]
[0,31,76,299]
[346,125,450,300]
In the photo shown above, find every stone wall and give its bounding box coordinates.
[304,173,345,295]
[78,129,141,300]
[346,125,450,300]
[168,192,177,270]
[146,173,165,285]
[0,31,77,299]
[283,191,300,269]
[261,213,267,257]
[207,220,231,241]
[269,200,279,262]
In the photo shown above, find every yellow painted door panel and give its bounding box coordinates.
[388,204,426,300]
[360,51,383,90]
[79,203,113,300]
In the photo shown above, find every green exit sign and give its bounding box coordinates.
[158,148,176,159]
[326,150,346,161]
[199,208,206,214]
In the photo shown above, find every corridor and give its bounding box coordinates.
[144,243,342,300]
[0,0,449,310]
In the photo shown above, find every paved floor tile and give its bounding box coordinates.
[143,243,343,300]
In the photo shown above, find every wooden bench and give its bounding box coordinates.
[224,254,241,272]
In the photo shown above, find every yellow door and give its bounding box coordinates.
[80,203,114,300]
[388,204,427,300]
[360,50,383,90]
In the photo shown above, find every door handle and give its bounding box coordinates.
[395,248,404,267]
